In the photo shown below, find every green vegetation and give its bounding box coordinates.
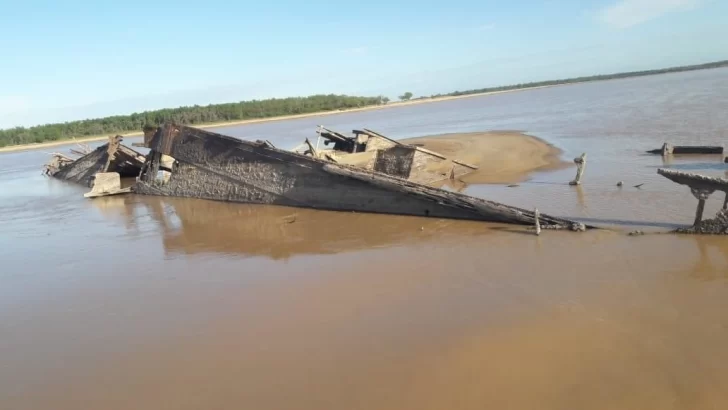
[1,59,727,148]
[430,60,728,99]
[0,94,385,147]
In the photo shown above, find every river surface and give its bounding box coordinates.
[2,68,728,410]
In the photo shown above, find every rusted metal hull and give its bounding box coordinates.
[133,124,588,229]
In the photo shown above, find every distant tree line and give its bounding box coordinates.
[2,60,727,148]
[0,94,385,147]
[430,60,728,99]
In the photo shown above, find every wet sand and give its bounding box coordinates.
[402,131,568,184]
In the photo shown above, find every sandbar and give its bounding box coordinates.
[401,131,568,184]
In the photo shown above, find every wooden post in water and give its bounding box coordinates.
[534,208,541,236]
[569,153,587,186]
[690,188,715,229]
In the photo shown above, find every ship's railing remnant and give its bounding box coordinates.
[70,143,91,157]
[657,168,728,232]
[647,143,723,155]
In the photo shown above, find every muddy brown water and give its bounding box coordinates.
[2,68,728,409]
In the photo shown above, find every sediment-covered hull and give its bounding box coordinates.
[48,137,146,187]
[134,124,586,229]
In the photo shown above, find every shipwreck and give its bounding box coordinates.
[46,124,590,230]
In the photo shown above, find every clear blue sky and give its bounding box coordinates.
[1,0,726,128]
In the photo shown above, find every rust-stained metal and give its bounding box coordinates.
[131,123,590,230]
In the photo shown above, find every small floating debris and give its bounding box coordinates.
[633,183,644,189]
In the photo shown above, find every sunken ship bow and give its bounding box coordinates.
[132,123,588,230]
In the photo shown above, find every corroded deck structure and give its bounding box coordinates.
[46,136,146,187]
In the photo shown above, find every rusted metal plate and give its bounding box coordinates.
[148,125,181,155]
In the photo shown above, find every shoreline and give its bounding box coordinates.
[3,61,726,155]
[0,85,554,154]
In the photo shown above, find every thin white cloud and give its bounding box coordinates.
[598,0,703,28]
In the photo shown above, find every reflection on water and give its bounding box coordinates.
[91,195,494,260]
[3,68,728,410]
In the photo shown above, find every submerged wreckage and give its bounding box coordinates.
[658,168,728,234]
[44,135,146,195]
[46,123,589,230]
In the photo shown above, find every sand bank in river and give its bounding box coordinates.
[401,131,569,184]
